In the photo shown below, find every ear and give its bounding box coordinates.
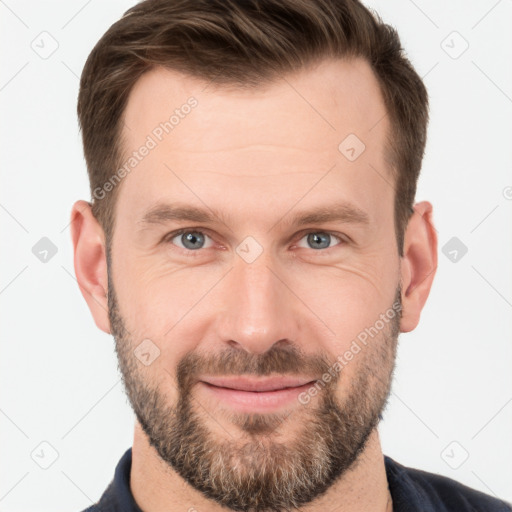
[399,201,438,333]
[70,200,110,334]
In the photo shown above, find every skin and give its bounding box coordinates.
[70,57,437,511]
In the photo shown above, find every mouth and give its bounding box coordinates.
[198,376,318,413]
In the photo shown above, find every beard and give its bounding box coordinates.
[107,257,401,512]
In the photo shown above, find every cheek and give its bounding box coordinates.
[112,255,221,367]
[112,241,191,322]
[287,255,398,361]
[294,253,396,316]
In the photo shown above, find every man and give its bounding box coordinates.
[70,0,511,511]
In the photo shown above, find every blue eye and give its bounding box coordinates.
[164,229,345,255]
[168,230,214,251]
[296,232,344,250]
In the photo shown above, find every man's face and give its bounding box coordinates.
[108,57,403,511]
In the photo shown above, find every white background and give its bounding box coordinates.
[1,1,511,510]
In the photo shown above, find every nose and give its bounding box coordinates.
[215,250,302,355]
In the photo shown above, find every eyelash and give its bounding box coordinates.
[162,228,348,257]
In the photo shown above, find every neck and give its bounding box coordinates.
[130,422,391,512]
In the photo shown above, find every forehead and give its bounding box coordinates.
[117,57,392,227]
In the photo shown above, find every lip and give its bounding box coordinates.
[200,376,316,392]
[198,376,317,413]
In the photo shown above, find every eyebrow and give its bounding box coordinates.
[137,201,370,229]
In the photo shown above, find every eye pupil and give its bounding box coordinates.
[182,231,205,250]
[308,232,331,250]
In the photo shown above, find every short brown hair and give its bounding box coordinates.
[78,0,428,256]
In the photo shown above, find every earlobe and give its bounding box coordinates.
[399,201,438,333]
[70,200,111,334]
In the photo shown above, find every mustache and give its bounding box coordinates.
[176,344,335,392]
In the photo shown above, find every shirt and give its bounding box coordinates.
[81,448,512,511]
